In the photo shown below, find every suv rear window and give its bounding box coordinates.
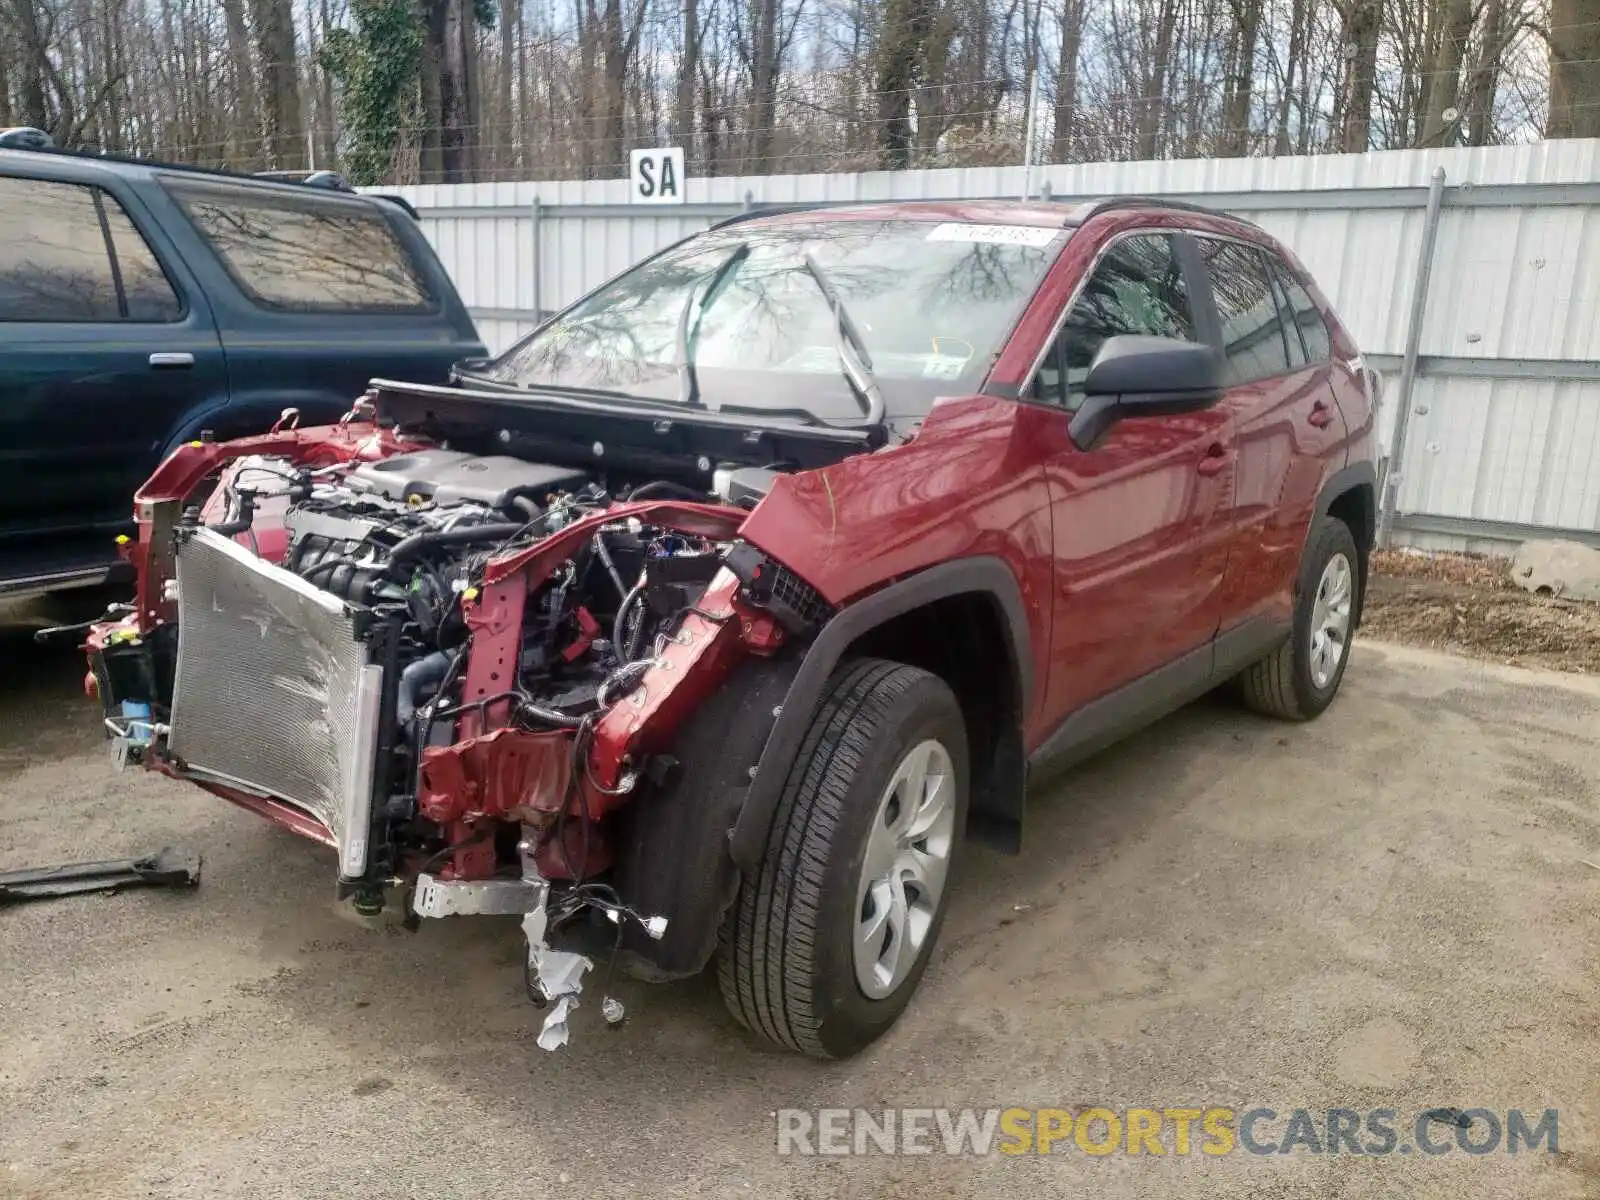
[164,179,434,314]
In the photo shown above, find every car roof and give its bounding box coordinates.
[718,195,1251,234]
[0,144,364,204]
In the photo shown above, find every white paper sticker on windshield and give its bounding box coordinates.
[922,355,968,380]
[925,223,1061,247]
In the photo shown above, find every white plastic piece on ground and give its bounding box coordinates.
[523,906,593,1051]
[537,994,580,1051]
[1509,540,1600,603]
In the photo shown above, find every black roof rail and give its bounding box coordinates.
[710,202,829,230]
[253,168,354,192]
[0,127,54,150]
[0,139,385,203]
[1061,195,1227,225]
[366,192,421,220]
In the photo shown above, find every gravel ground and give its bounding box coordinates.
[1364,550,1600,674]
[1,612,1598,1199]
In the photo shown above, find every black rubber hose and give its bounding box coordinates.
[613,581,646,663]
[396,650,453,728]
[592,533,628,599]
[625,480,705,502]
[384,523,526,578]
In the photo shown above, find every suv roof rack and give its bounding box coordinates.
[253,168,354,192]
[0,137,372,198]
[0,127,53,150]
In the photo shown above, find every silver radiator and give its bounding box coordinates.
[168,528,383,878]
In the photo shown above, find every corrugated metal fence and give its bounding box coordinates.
[384,141,1600,551]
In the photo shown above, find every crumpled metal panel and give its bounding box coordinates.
[169,528,371,853]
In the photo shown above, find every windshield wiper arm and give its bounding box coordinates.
[678,242,750,409]
[801,251,886,426]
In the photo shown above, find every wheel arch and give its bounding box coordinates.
[727,556,1033,871]
[1315,461,1377,626]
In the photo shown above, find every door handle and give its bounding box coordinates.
[1308,399,1335,429]
[148,352,195,369]
[1196,443,1233,477]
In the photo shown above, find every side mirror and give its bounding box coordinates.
[1067,335,1224,451]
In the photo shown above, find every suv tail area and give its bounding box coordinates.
[0,147,482,600]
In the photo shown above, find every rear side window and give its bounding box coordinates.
[0,176,121,321]
[0,176,182,323]
[165,179,434,314]
[1200,238,1291,385]
[1031,232,1196,410]
[103,202,183,321]
[1272,262,1333,364]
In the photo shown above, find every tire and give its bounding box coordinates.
[717,658,969,1059]
[1238,515,1360,720]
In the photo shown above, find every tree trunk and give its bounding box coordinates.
[1339,0,1381,152]
[747,0,779,171]
[1419,0,1474,146]
[10,0,51,130]
[437,0,474,180]
[677,0,698,161]
[1220,0,1263,155]
[1548,0,1600,137]
[876,0,925,168]
[1136,0,1176,159]
[1049,0,1082,162]
[1465,0,1503,145]
[219,0,260,167]
[1274,0,1308,154]
[500,0,518,173]
[600,0,629,171]
[420,0,445,180]
[0,36,12,128]
[250,0,305,168]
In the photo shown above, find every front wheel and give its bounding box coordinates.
[1237,515,1360,720]
[717,659,968,1058]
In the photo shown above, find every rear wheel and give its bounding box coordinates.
[717,659,968,1058]
[1238,515,1360,720]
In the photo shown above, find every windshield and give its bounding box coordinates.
[467,219,1066,423]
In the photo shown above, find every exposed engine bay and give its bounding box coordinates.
[86,406,837,1050]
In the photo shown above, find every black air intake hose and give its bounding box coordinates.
[397,650,454,728]
[384,523,526,579]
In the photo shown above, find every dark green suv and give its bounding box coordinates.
[0,135,483,599]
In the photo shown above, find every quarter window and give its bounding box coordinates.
[1030,232,1196,410]
[166,179,434,313]
[1272,262,1333,364]
[1200,238,1291,385]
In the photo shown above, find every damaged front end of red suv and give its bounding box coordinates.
[84,387,850,1049]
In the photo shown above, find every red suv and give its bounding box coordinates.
[85,198,1376,1058]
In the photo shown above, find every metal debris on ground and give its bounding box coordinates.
[0,846,201,904]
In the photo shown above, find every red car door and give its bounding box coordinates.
[1018,229,1235,742]
[1194,236,1348,631]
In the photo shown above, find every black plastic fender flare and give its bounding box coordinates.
[727,555,1033,871]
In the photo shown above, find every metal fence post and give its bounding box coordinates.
[1376,165,1447,548]
[530,195,543,321]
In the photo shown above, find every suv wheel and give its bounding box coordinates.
[1238,515,1360,720]
[717,659,968,1058]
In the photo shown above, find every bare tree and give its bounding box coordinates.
[1548,0,1600,135]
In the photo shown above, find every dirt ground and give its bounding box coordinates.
[1,614,1599,1199]
[1364,550,1600,674]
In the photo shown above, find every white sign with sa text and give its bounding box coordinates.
[629,147,685,204]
